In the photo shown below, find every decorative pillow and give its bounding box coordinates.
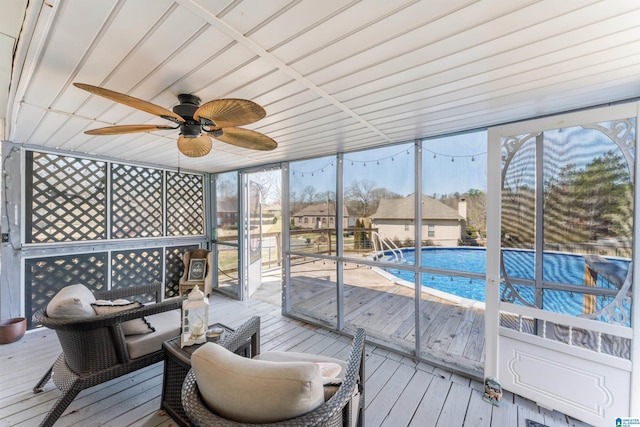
[192,342,324,423]
[91,300,154,335]
[46,284,97,319]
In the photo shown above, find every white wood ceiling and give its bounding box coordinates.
[4,0,640,173]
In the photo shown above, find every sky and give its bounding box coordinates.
[290,130,488,198]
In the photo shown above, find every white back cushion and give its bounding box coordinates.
[46,284,96,319]
[192,342,324,423]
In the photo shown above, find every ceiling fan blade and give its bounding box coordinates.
[212,127,277,151]
[84,124,176,135]
[194,99,266,128]
[74,83,185,123]
[177,135,213,157]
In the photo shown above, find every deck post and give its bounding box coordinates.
[583,264,597,314]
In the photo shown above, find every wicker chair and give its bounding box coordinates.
[182,327,366,427]
[32,283,182,427]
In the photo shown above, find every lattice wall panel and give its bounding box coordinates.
[111,164,163,238]
[26,152,107,243]
[25,253,107,328]
[112,248,162,302]
[166,172,205,236]
[165,245,199,298]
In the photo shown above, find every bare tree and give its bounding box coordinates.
[345,179,377,216]
[251,171,281,205]
[302,185,317,204]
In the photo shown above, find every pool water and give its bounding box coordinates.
[381,247,630,318]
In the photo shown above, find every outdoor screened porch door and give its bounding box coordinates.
[242,175,263,298]
[486,103,639,427]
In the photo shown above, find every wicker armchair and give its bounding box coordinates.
[32,283,182,427]
[182,327,366,427]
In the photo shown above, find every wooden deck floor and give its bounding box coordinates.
[286,260,486,377]
[0,289,593,427]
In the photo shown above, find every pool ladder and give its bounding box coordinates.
[371,231,405,262]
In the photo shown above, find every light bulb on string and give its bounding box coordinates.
[433,153,436,158]
[451,157,454,162]
[471,156,475,162]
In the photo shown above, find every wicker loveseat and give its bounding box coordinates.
[181,325,366,427]
[32,283,182,427]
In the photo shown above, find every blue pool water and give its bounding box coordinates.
[381,247,630,318]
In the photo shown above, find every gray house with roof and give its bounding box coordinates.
[370,195,467,246]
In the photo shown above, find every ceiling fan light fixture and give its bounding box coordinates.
[178,135,212,157]
[73,83,277,158]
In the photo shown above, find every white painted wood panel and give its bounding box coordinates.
[499,331,630,427]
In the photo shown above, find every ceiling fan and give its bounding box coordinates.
[73,83,277,157]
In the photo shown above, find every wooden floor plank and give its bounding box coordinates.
[380,368,434,427]
[463,389,493,427]
[366,363,417,427]
[408,374,451,427]
[436,382,473,427]
[490,392,519,427]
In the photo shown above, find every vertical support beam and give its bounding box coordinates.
[630,101,640,418]
[0,142,22,320]
[281,163,291,314]
[534,134,544,314]
[414,140,423,355]
[211,174,219,290]
[485,127,502,379]
[336,153,344,331]
[238,171,247,300]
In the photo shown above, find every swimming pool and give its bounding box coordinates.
[380,247,630,318]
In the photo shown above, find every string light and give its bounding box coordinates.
[424,148,487,162]
[290,146,487,176]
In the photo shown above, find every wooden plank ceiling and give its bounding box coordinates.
[4,0,640,173]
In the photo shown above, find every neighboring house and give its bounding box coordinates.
[216,199,238,228]
[292,203,357,229]
[370,194,466,246]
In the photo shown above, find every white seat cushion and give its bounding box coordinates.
[46,284,96,319]
[192,342,324,423]
[125,310,180,359]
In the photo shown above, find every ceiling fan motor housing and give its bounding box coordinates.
[173,94,204,138]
